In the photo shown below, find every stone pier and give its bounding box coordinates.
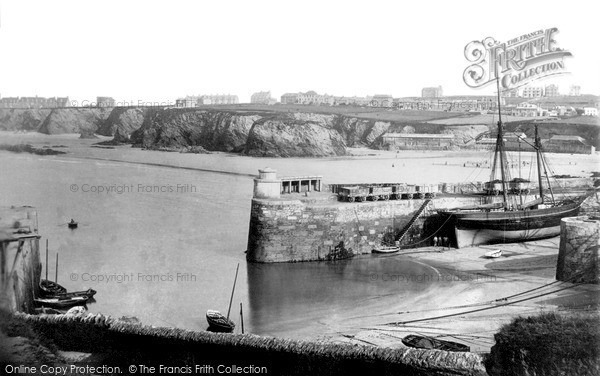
[0,206,41,312]
[556,216,600,284]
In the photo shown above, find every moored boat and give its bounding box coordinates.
[206,310,235,332]
[55,288,97,299]
[372,245,400,254]
[34,295,88,309]
[39,279,67,297]
[206,263,239,333]
[437,77,586,248]
[402,334,470,352]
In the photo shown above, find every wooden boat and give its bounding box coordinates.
[206,263,239,333]
[402,334,470,352]
[39,279,67,297]
[34,296,88,309]
[484,249,502,258]
[68,219,78,229]
[55,288,97,299]
[372,245,400,254]
[206,310,235,332]
[437,78,585,248]
[66,306,87,315]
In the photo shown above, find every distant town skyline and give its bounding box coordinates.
[0,0,598,104]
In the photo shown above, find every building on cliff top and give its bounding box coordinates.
[280,91,334,105]
[0,96,70,109]
[370,95,393,107]
[421,86,443,98]
[175,94,239,106]
[96,97,115,108]
[251,91,277,105]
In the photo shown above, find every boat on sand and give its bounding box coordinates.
[402,334,470,352]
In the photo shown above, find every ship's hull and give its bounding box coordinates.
[439,199,582,248]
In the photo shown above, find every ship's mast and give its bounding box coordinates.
[534,125,556,204]
[535,125,545,204]
[495,76,509,209]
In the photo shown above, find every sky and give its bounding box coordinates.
[0,0,598,104]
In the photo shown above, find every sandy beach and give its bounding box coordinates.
[334,239,600,353]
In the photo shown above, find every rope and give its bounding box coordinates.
[353,208,366,239]
[387,263,598,326]
[387,283,580,326]
[396,210,454,249]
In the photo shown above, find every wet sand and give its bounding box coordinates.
[336,239,600,353]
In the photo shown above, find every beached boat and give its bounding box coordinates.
[34,296,88,309]
[402,334,470,352]
[39,279,67,297]
[206,310,235,332]
[55,288,97,299]
[484,249,502,258]
[437,78,586,248]
[372,245,400,254]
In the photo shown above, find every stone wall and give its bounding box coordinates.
[13,312,488,376]
[556,216,600,284]
[246,195,492,263]
[0,206,41,312]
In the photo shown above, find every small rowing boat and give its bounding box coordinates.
[484,249,502,258]
[34,296,88,309]
[402,334,470,352]
[206,263,239,333]
[39,279,67,297]
[55,288,97,299]
[372,246,400,254]
[206,310,235,332]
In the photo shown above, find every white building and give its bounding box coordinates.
[583,107,598,116]
[522,86,544,98]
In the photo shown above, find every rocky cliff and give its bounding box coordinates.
[2,105,595,157]
[244,115,347,157]
[96,107,149,137]
[38,108,112,134]
[130,108,261,152]
[0,108,52,131]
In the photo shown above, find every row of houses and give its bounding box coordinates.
[382,133,595,154]
[277,91,506,111]
[175,95,239,107]
[0,96,70,109]
[508,102,598,117]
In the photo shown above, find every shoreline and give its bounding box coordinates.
[1,131,598,186]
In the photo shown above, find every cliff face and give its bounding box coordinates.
[96,107,149,137]
[130,108,261,152]
[0,109,52,131]
[38,108,112,134]
[332,116,391,147]
[244,115,347,157]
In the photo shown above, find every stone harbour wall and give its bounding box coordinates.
[0,206,41,313]
[556,216,600,284]
[246,195,492,263]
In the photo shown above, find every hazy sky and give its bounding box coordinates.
[0,0,598,103]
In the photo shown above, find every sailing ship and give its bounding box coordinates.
[438,79,587,248]
[206,263,239,333]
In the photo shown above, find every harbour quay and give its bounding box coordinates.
[246,169,596,263]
